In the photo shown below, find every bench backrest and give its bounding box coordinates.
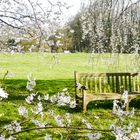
[75,71,140,94]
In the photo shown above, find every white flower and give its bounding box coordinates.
[57,95,71,107]
[86,123,92,129]
[26,74,36,91]
[26,80,36,91]
[25,93,36,104]
[50,95,57,103]
[12,121,21,132]
[31,119,45,127]
[65,113,71,126]
[69,99,76,108]
[131,128,140,140]
[86,133,101,140]
[4,124,13,134]
[31,102,43,115]
[0,88,9,99]
[122,91,128,104]
[0,135,5,140]
[113,100,123,116]
[37,102,43,112]
[76,82,83,90]
[4,121,21,134]
[82,119,92,129]
[18,106,28,118]
[54,115,64,127]
[44,94,49,100]
[44,134,52,140]
[37,95,41,101]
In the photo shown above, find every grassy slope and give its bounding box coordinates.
[0,53,140,139]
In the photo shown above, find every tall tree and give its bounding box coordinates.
[80,0,140,53]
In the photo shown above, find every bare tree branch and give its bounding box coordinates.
[11,126,112,136]
[0,18,23,30]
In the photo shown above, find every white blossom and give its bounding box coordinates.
[82,119,92,129]
[65,113,71,126]
[4,121,21,134]
[131,128,140,140]
[26,74,36,91]
[44,94,49,100]
[69,99,76,108]
[31,119,45,127]
[44,134,52,140]
[25,93,36,104]
[12,121,21,132]
[57,95,71,107]
[54,115,64,127]
[0,135,5,140]
[0,88,9,99]
[122,91,128,104]
[18,106,28,118]
[86,133,101,140]
[4,124,13,134]
[50,95,58,103]
[31,102,43,115]
[37,95,41,101]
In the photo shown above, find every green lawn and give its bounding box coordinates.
[0,52,140,139]
[0,53,139,80]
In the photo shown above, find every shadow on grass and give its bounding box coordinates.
[88,100,113,110]
[0,118,14,126]
[130,98,140,109]
[1,79,140,110]
[1,78,75,100]
[87,98,140,111]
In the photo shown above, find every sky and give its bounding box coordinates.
[40,0,86,23]
[47,0,83,16]
[34,0,84,24]
[60,0,82,16]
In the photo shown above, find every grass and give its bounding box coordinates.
[0,52,140,139]
[0,53,140,80]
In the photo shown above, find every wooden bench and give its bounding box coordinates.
[74,71,140,112]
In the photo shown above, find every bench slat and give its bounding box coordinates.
[75,71,140,112]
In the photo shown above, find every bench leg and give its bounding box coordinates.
[83,97,89,113]
[83,101,88,113]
